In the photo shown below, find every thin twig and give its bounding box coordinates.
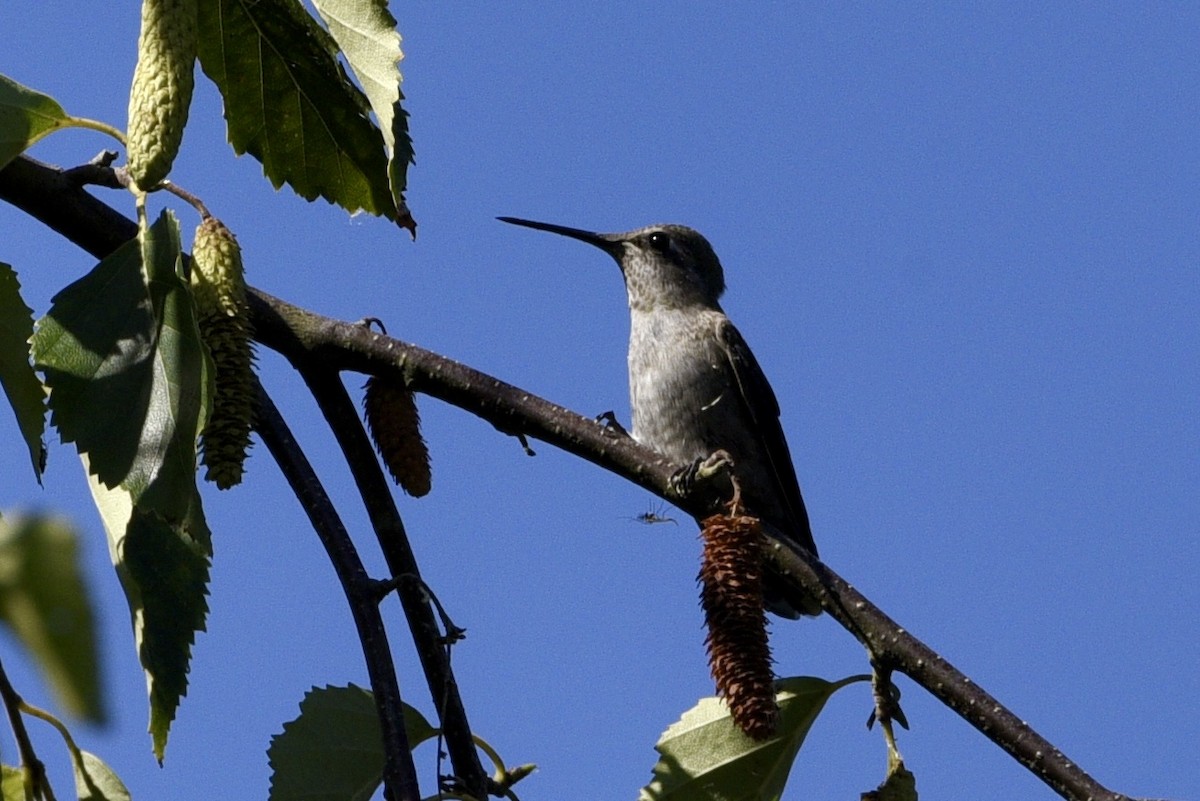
[158,180,210,218]
[296,367,492,799]
[61,150,121,188]
[0,153,1135,801]
[253,382,421,801]
[62,155,210,218]
[0,658,55,801]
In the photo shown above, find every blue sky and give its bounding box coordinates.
[2,4,1198,800]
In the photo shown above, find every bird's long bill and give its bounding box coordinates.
[497,216,622,256]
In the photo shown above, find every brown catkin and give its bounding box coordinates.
[363,375,432,497]
[698,512,778,740]
[126,0,197,190]
[191,217,254,489]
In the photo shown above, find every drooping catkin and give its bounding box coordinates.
[191,216,254,489]
[364,375,432,498]
[698,511,778,740]
[126,0,197,190]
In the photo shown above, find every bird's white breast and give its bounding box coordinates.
[627,308,730,463]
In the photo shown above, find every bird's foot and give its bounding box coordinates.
[595,410,630,438]
[669,449,735,500]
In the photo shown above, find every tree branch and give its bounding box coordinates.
[294,366,491,799]
[765,541,1124,800]
[252,383,420,801]
[2,154,494,797]
[0,154,1132,801]
[247,290,1130,801]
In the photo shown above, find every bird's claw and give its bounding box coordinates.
[668,462,696,498]
[669,450,734,499]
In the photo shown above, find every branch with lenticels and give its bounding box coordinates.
[0,153,1133,801]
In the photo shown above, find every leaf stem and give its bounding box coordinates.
[63,116,127,146]
[0,658,57,801]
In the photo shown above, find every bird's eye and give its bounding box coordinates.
[647,231,672,254]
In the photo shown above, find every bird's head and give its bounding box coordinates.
[499,217,726,312]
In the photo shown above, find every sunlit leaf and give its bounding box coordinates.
[268,684,437,801]
[310,0,414,218]
[0,263,45,478]
[0,73,69,169]
[0,513,103,722]
[0,765,24,801]
[864,759,918,801]
[74,751,132,801]
[196,0,398,221]
[640,675,868,801]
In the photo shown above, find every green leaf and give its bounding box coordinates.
[0,765,24,801]
[0,73,70,169]
[867,759,918,801]
[310,0,414,212]
[132,210,214,522]
[74,751,132,801]
[86,471,211,763]
[196,0,398,221]
[31,234,157,487]
[32,209,213,518]
[34,209,214,762]
[640,675,868,801]
[268,685,437,801]
[0,513,103,722]
[125,505,211,762]
[0,263,45,479]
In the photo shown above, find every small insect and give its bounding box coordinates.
[625,500,677,526]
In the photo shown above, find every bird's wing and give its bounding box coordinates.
[716,318,817,555]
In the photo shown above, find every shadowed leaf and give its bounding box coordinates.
[268,684,437,801]
[34,209,213,761]
[32,209,212,511]
[196,0,397,221]
[0,263,45,478]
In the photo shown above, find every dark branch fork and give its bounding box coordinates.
[0,155,1132,801]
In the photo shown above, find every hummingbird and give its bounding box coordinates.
[499,216,819,618]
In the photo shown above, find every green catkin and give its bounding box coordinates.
[191,217,254,489]
[126,0,197,191]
